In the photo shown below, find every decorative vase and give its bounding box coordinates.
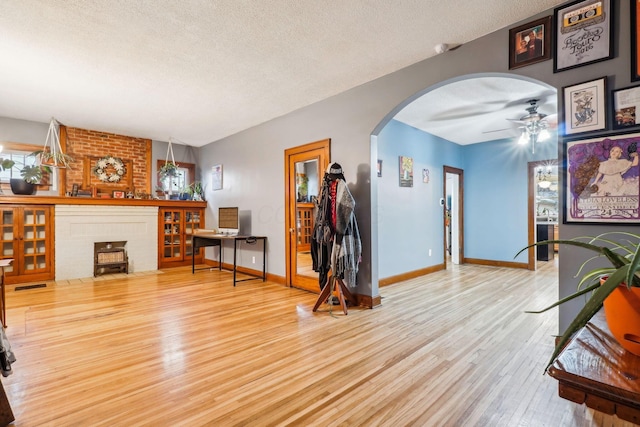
[9,179,35,195]
[601,279,640,356]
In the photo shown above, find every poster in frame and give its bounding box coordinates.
[633,0,640,82]
[553,0,613,73]
[564,131,640,224]
[212,164,223,191]
[508,16,552,70]
[399,156,413,187]
[563,76,607,135]
[612,85,640,130]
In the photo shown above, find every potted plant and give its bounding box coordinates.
[158,162,179,182]
[10,164,52,195]
[516,231,640,371]
[186,181,205,201]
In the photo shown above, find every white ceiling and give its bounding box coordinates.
[0,0,565,147]
[394,76,558,145]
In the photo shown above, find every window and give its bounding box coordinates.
[0,142,55,190]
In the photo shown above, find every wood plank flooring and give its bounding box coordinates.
[0,260,635,426]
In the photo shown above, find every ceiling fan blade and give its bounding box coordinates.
[482,127,513,134]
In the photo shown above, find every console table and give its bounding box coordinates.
[547,310,640,424]
[192,233,266,286]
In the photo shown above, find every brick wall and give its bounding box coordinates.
[63,126,152,194]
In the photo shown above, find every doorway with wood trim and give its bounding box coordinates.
[443,166,464,268]
[528,159,558,270]
[284,139,330,292]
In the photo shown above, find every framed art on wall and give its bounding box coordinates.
[612,85,640,130]
[212,164,223,190]
[632,0,640,81]
[553,0,613,73]
[508,16,552,70]
[564,131,640,223]
[563,77,607,135]
[399,156,413,187]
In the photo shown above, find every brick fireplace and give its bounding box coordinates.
[62,126,152,195]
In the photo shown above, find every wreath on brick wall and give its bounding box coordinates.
[92,155,126,183]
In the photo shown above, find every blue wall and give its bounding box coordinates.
[377,119,558,279]
[463,138,557,262]
[377,120,463,278]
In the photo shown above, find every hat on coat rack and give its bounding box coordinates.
[326,163,345,181]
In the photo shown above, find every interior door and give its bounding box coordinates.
[285,139,330,292]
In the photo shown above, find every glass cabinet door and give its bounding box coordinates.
[22,208,49,273]
[162,209,182,260]
[0,208,14,275]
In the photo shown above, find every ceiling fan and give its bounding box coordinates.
[483,98,557,152]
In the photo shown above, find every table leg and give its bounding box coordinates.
[233,239,238,286]
[192,237,196,274]
[262,238,266,281]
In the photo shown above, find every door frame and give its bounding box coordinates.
[443,166,464,268]
[284,139,330,291]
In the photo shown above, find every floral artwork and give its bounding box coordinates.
[92,155,126,183]
[399,156,413,187]
[565,133,640,223]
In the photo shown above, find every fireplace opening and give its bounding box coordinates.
[94,241,129,277]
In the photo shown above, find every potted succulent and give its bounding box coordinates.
[517,231,640,371]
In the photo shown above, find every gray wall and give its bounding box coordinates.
[198,1,639,332]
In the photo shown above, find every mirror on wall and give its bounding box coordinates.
[295,159,319,278]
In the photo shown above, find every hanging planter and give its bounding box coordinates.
[38,118,74,168]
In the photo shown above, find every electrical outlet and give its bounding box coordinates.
[429,249,432,256]
[252,256,256,264]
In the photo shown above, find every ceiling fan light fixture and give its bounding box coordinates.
[518,131,528,145]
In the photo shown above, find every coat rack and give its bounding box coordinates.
[312,275,357,315]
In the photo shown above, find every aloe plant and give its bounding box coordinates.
[516,231,640,372]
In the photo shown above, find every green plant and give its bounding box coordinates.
[31,149,74,168]
[190,181,205,201]
[159,162,179,181]
[0,159,15,171]
[516,232,640,371]
[20,164,52,184]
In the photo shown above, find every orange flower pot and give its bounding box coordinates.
[601,280,640,356]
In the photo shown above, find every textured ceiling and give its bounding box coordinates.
[0,0,566,147]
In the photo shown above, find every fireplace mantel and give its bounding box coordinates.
[0,196,207,208]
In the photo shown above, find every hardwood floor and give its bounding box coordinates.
[0,260,634,426]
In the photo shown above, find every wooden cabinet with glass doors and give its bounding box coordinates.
[158,207,205,268]
[0,205,54,284]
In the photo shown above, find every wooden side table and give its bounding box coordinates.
[0,260,12,329]
[547,310,640,424]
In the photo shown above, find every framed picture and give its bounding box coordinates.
[508,16,552,70]
[564,131,640,223]
[212,164,223,191]
[399,156,413,187]
[553,0,613,73]
[563,77,607,135]
[112,190,125,199]
[612,85,640,130]
[377,159,382,177]
[632,0,640,81]
[422,169,430,183]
